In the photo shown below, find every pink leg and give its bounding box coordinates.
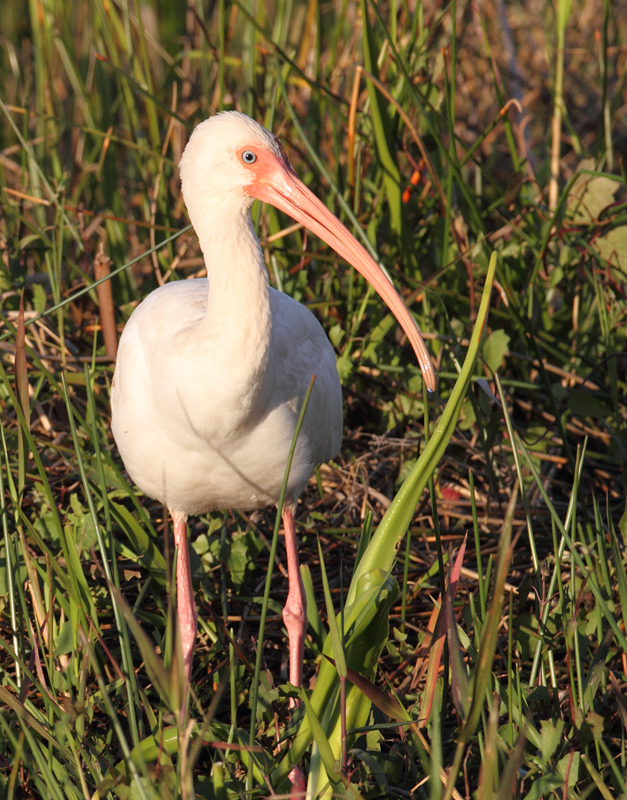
[281,507,307,796]
[281,507,307,692]
[172,513,197,683]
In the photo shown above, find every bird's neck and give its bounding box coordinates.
[194,200,272,372]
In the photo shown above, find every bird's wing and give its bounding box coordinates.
[267,288,343,469]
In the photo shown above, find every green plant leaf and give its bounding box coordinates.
[348,252,498,592]
[324,655,409,722]
[593,225,627,273]
[358,0,403,238]
[568,391,613,419]
[566,160,618,223]
[482,329,510,374]
[539,719,564,763]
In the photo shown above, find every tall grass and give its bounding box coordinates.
[1,0,626,797]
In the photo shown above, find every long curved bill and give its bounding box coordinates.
[248,151,436,392]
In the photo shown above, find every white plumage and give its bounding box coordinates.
[112,278,341,515]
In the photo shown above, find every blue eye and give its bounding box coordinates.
[242,150,257,164]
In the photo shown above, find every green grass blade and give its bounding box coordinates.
[317,536,347,680]
[459,478,517,746]
[359,0,403,239]
[299,687,345,792]
[301,563,325,652]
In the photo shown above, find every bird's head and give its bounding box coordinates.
[179,111,436,392]
[180,111,294,206]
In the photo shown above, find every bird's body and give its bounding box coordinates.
[112,278,341,516]
[111,113,434,779]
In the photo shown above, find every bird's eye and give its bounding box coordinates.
[242,150,257,164]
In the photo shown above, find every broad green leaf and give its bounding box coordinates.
[594,225,627,273]
[482,329,510,373]
[580,711,604,743]
[566,160,618,224]
[324,656,409,722]
[53,620,74,658]
[568,391,613,419]
[328,324,345,348]
[336,354,354,383]
[521,774,563,800]
[557,752,580,787]
[539,719,564,764]
[227,531,264,588]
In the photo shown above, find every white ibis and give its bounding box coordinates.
[111,111,435,708]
